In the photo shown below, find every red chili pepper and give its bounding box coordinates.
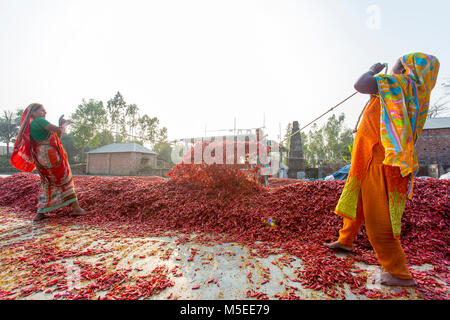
[1,171,448,300]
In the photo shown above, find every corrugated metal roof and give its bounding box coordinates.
[86,143,158,154]
[423,117,450,129]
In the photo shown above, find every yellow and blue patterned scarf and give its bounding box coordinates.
[375,53,440,194]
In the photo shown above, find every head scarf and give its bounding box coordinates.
[375,53,440,180]
[10,103,42,172]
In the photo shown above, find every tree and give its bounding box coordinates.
[15,109,24,125]
[283,122,292,150]
[323,114,353,162]
[157,126,168,144]
[137,114,161,146]
[428,97,449,118]
[125,103,140,140]
[0,110,19,157]
[106,92,127,142]
[70,99,107,161]
[92,130,114,148]
[280,123,292,165]
[299,113,353,168]
[60,133,80,163]
[428,79,450,118]
[304,123,326,167]
[70,92,170,163]
[153,141,174,166]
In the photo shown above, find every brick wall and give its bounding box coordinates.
[110,153,138,175]
[136,153,157,169]
[415,128,450,176]
[87,152,158,176]
[87,153,136,175]
[87,153,109,175]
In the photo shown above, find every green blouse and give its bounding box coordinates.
[30,117,51,141]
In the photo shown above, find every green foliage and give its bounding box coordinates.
[92,130,114,148]
[106,92,127,141]
[69,92,169,162]
[125,103,140,139]
[287,113,354,168]
[283,122,292,150]
[60,133,80,163]
[70,99,107,160]
[137,114,159,144]
[153,141,174,165]
[0,110,20,157]
[0,155,12,167]
[280,123,292,165]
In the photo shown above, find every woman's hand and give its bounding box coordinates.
[369,63,386,75]
[354,63,384,94]
[58,115,72,127]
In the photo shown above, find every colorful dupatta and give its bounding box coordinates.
[376,53,440,186]
[335,52,440,238]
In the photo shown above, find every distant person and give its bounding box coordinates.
[325,53,440,286]
[10,103,86,221]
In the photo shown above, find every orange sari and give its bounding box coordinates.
[334,53,439,279]
[335,96,411,279]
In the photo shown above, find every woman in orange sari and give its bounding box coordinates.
[10,103,86,221]
[325,53,440,286]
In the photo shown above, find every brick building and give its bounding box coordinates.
[415,117,450,177]
[86,143,159,176]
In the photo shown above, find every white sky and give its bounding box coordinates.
[1,0,449,142]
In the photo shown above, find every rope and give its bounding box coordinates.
[352,98,371,133]
[73,91,361,148]
[281,63,389,145]
[279,91,358,145]
[70,64,389,147]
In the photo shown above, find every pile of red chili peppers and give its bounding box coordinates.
[0,168,448,300]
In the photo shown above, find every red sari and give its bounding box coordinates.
[10,107,77,213]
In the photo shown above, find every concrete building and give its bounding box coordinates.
[415,117,450,177]
[86,143,158,176]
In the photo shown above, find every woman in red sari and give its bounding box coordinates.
[10,103,86,221]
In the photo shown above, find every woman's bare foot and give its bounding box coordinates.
[33,212,49,222]
[380,272,416,287]
[70,202,87,217]
[71,207,87,217]
[324,241,354,252]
